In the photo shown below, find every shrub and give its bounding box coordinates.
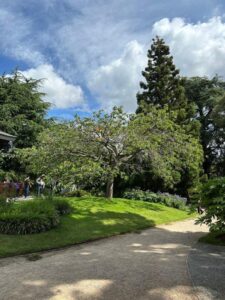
[123,189,187,210]
[0,200,59,235]
[64,189,91,198]
[0,195,11,212]
[157,192,187,210]
[123,189,160,202]
[53,199,72,215]
[196,177,225,232]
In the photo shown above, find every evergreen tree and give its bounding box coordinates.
[0,70,50,148]
[136,36,201,197]
[0,70,51,177]
[136,36,191,123]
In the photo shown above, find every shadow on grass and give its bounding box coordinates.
[0,210,156,258]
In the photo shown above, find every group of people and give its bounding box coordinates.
[1,175,46,199]
[23,175,46,198]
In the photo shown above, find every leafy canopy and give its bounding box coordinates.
[196,177,225,232]
[19,106,203,198]
[0,70,50,148]
[184,76,225,176]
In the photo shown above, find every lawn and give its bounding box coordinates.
[0,197,194,258]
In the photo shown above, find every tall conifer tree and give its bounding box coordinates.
[136,36,190,123]
[136,36,201,197]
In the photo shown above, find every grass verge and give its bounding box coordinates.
[0,197,195,258]
[199,231,225,246]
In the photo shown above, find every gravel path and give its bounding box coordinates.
[188,242,225,300]
[0,219,223,300]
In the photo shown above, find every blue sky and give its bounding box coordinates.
[0,0,225,119]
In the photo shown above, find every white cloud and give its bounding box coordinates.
[88,17,225,112]
[1,1,225,113]
[22,64,85,109]
[88,41,146,112]
[0,8,45,65]
[153,17,225,77]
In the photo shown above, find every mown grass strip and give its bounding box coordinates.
[0,197,195,258]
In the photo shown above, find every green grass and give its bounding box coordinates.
[199,231,225,246]
[0,197,195,258]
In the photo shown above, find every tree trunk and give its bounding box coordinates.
[106,178,114,199]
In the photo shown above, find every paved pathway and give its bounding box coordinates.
[0,219,224,300]
[188,242,225,299]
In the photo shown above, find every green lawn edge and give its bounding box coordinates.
[0,197,195,258]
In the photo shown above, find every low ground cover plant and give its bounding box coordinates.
[63,189,91,198]
[52,198,72,215]
[123,189,187,210]
[0,198,72,235]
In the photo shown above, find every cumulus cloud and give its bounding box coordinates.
[153,17,225,77]
[22,64,85,109]
[88,41,146,112]
[88,17,225,112]
[1,1,225,113]
[0,8,45,65]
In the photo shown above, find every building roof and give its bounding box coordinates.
[0,130,16,141]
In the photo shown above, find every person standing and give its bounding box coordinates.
[14,180,20,198]
[24,177,31,198]
[36,175,45,197]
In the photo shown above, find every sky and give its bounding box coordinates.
[0,0,225,119]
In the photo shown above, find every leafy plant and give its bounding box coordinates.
[19,106,202,199]
[0,195,13,212]
[123,189,187,210]
[0,200,59,235]
[53,199,72,215]
[63,189,91,198]
[196,177,225,232]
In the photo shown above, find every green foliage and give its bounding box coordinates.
[184,76,225,176]
[123,189,187,210]
[0,71,50,149]
[0,169,18,181]
[201,177,225,199]
[0,70,51,178]
[19,106,203,198]
[0,197,195,257]
[135,37,202,195]
[52,198,72,215]
[136,36,193,125]
[124,189,159,201]
[0,195,13,212]
[0,200,59,235]
[196,177,225,232]
[64,189,91,198]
